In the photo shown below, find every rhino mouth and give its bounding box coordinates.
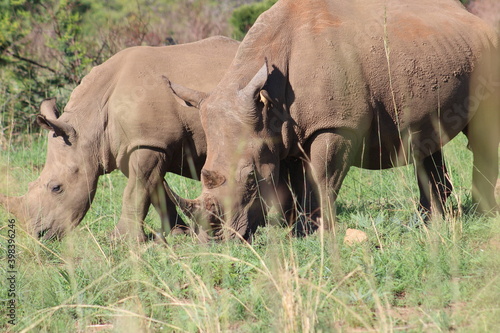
[31,216,54,239]
[165,184,262,242]
[202,201,261,242]
[31,216,69,240]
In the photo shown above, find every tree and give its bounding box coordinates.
[1,1,97,137]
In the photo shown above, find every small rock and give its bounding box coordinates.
[344,228,368,246]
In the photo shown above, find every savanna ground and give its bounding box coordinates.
[0,132,499,332]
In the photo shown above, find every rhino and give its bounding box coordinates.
[166,0,500,241]
[0,36,239,241]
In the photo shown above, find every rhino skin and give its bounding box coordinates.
[167,0,500,241]
[0,36,239,241]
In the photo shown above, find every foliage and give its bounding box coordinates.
[0,0,255,142]
[1,0,104,137]
[229,0,277,40]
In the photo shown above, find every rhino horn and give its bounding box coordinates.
[240,62,269,100]
[0,194,25,220]
[162,181,202,218]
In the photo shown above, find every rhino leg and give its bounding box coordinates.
[463,105,499,214]
[112,149,170,242]
[277,159,320,236]
[416,149,452,216]
[157,181,189,236]
[308,130,357,231]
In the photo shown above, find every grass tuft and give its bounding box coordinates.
[1,134,499,332]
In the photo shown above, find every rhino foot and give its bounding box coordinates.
[149,230,168,245]
[169,224,191,236]
[109,227,148,243]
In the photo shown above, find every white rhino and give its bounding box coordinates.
[167,0,500,241]
[0,36,239,241]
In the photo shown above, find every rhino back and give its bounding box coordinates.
[288,0,496,135]
[63,36,239,171]
[226,0,497,161]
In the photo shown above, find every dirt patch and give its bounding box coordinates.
[488,235,500,251]
[344,228,368,246]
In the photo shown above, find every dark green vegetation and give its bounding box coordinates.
[229,0,277,40]
[1,133,499,332]
[0,0,264,138]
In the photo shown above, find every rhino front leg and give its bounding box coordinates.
[158,180,190,235]
[416,149,452,216]
[308,130,357,231]
[113,148,172,242]
[277,158,320,236]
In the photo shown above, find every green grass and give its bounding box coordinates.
[0,133,499,332]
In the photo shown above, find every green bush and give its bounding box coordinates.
[229,0,277,40]
[0,0,245,141]
[1,0,97,136]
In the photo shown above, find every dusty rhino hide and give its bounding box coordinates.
[167,0,500,241]
[0,36,239,241]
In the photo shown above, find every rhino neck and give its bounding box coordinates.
[92,112,115,175]
[70,110,115,175]
[222,0,291,94]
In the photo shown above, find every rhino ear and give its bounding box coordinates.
[162,75,208,109]
[37,98,75,142]
[40,98,60,119]
[36,115,76,142]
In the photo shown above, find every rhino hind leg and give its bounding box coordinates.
[463,106,499,214]
[416,149,453,216]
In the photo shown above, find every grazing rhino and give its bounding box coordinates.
[166,0,500,241]
[0,36,239,241]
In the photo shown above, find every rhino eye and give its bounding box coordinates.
[51,185,62,193]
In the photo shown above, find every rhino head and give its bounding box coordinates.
[0,98,101,239]
[165,63,294,241]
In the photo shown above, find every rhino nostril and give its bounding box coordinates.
[38,229,48,239]
[201,169,226,189]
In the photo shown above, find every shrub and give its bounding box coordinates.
[229,0,277,40]
[0,0,252,143]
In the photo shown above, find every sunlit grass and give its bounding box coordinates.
[0,134,499,332]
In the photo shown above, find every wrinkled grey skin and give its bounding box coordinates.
[168,0,500,241]
[0,36,239,241]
